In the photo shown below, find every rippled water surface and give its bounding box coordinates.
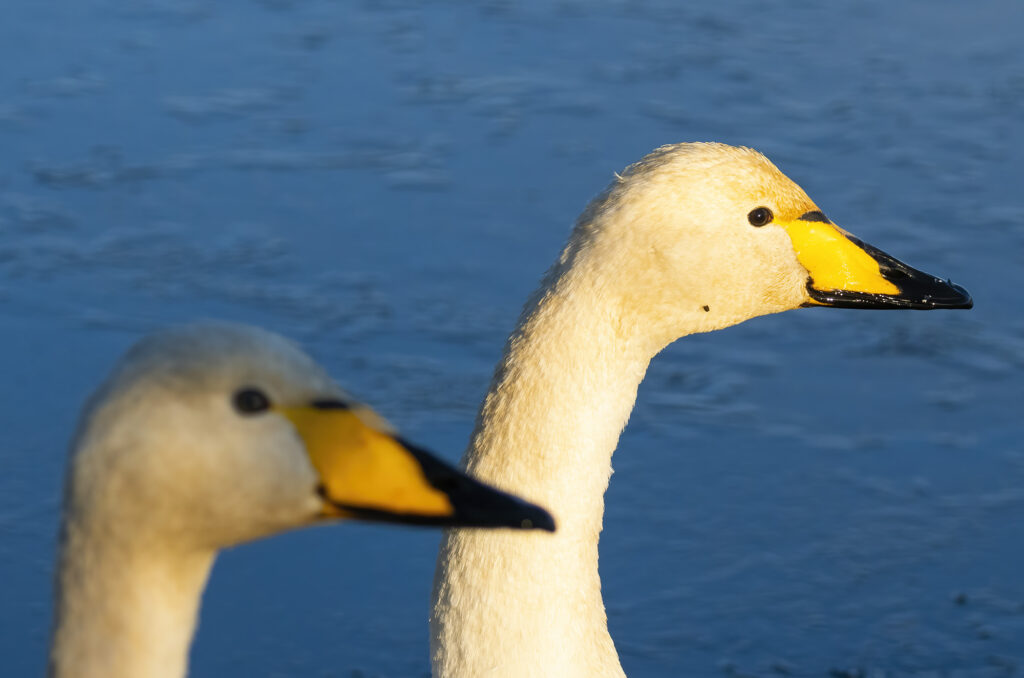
[2,1,1022,676]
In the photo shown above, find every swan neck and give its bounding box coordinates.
[49,523,215,678]
[466,267,651,513]
[432,260,654,678]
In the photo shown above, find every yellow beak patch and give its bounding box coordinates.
[780,219,899,297]
[278,406,454,518]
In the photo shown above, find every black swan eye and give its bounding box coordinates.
[233,388,271,415]
[747,207,774,227]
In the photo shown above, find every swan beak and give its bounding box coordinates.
[782,210,973,310]
[278,404,555,531]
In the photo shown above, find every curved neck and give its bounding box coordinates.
[49,521,215,678]
[468,277,651,534]
[431,259,656,678]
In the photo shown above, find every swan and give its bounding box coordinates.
[430,142,972,678]
[48,322,554,678]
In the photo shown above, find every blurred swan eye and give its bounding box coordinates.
[233,388,271,415]
[747,207,774,227]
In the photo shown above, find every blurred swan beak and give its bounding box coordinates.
[278,404,555,531]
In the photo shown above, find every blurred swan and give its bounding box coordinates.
[430,142,971,678]
[48,322,554,678]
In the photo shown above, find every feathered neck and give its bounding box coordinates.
[431,244,663,678]
[49,516,215,678]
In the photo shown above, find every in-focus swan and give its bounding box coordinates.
[49,322,554,678]
[430,143,972,678]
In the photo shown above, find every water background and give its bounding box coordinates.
[2,1,1022,676]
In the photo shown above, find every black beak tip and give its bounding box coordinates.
[448,483,557,532]
[917,276,973,309]
[399,437,556,532]
[517,503,556,532]
[946,281,973,309]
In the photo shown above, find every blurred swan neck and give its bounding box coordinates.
[50,525,215,678]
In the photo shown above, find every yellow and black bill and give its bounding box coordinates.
[280,401,555,531]
[783,210,973,310]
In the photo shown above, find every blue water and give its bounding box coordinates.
[2,1,1022,676]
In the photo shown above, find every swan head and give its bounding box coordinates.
[65,323,554,552]
[569,143,971,345]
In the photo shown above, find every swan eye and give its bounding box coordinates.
[233,388,271,415]
[747,207,774,227]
